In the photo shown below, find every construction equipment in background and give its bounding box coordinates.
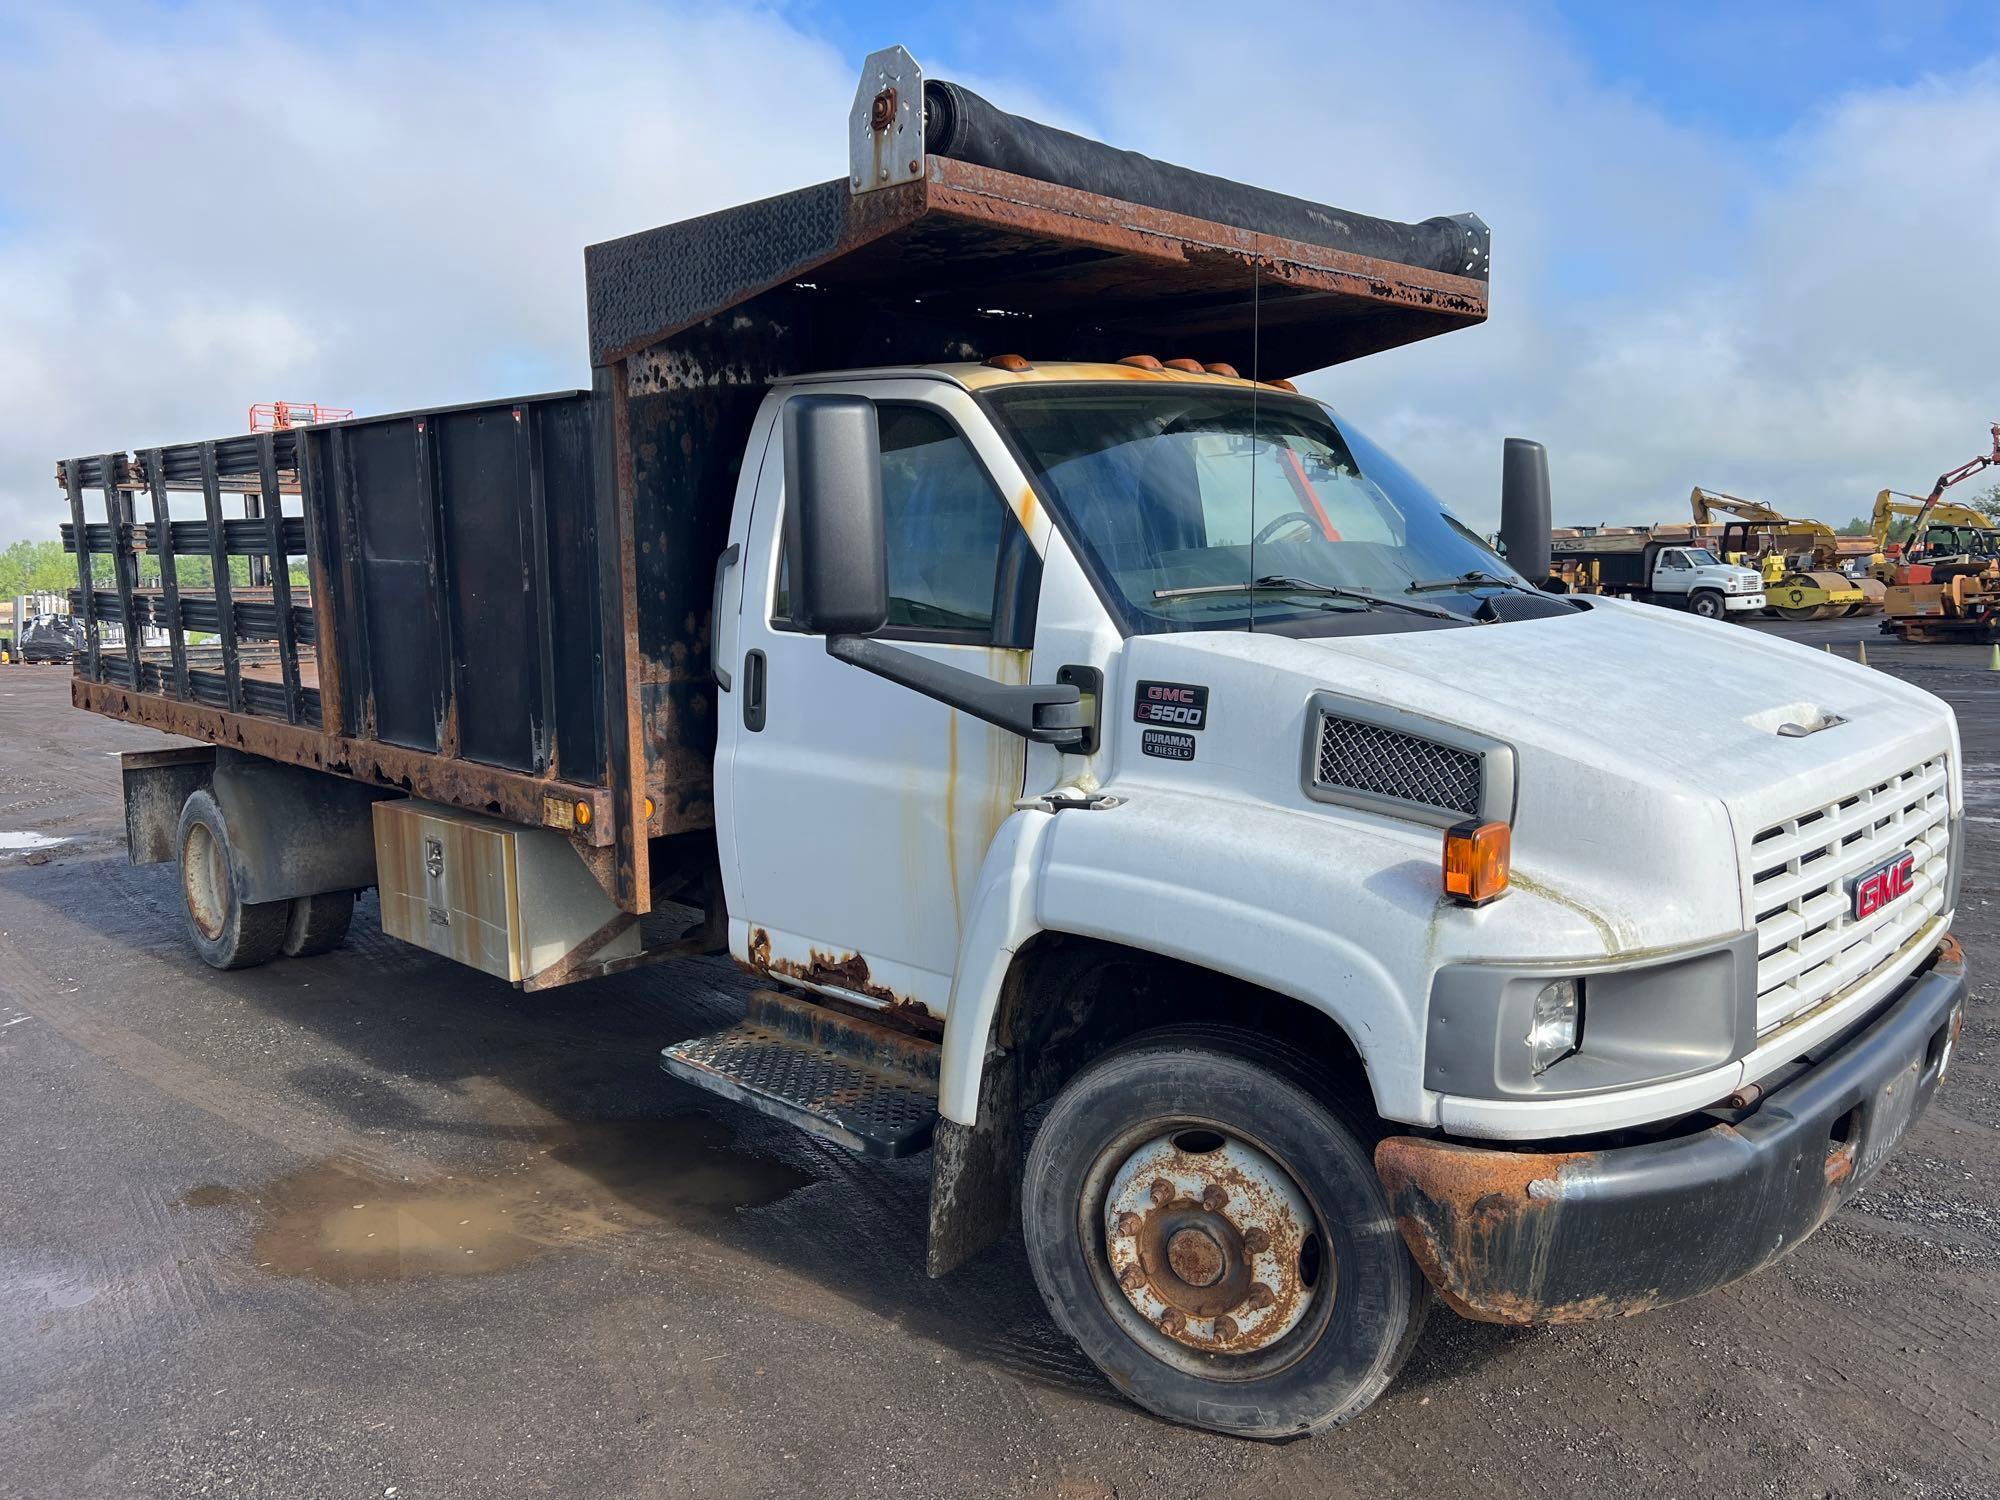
[1876,423,2000,642]
[1546,526,1767,618]
[239,405,351,584]
[1868,490,2000,576]
[247,401,353,431]
[1900,421,2000,557]
[1688,487,1875,620]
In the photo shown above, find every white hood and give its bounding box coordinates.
[1120,597,1959,948]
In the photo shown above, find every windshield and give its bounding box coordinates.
[981,385,1523,634]
[1681,548,1720,567]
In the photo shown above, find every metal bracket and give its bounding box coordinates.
[849,45,925,195]
[1014,788,1124,814]
[1055,664,1102,755]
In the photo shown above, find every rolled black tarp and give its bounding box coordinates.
[923,80,1488,282]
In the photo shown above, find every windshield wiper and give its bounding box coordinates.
[1153,575,1477,622]
[1406,570,1541,597]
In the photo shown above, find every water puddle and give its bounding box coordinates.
[0,831,66,851]
[0,1262,104,1311]
[182,1114,810,1284]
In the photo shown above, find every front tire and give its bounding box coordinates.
[1021,1028,1428,1438]
[177,789,287,970]
[1689,590,1726,620]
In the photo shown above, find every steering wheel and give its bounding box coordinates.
[1252,511,1320,546]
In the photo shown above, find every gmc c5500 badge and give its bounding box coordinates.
[1134,680,1208,730]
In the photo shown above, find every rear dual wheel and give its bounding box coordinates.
[178,790,288,970]
[1022,1028,1428,1438]
[283,891,355,957]
[177,790,355,969]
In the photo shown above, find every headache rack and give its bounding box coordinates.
[59,43,1492,917]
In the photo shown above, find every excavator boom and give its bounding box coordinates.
[1905,421,2000,543]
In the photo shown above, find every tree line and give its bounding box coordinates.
[0,538,309,597]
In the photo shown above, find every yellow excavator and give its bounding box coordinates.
[1868,490,2000,575]
[1687,488,1875,620]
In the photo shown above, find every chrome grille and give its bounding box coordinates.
[1749,754,1950,1033]
[1315,714,1482,820]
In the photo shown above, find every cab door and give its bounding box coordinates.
[713,384,1042,1019]
[1653,548,1693,596]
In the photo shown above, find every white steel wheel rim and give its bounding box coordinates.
[1102,1129,1322,1356]
[183,821,228,940]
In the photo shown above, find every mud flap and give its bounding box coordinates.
[926,1048,1020,1277]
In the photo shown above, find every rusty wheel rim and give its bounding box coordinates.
[1083,1121,1335,1378]
[182,820,228,941]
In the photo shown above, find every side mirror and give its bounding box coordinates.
[1499,437,1552,584]
[783,395,888,636]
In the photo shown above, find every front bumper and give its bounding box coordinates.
[1376,937,1965,1325]
[1724,591,1768,611]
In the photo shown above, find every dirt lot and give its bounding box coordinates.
[2,617,1997,1499]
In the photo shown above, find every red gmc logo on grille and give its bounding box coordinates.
[1847,852,1916,921]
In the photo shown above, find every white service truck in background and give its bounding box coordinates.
[67,45,1967,1439]
[1549,530,1768,617]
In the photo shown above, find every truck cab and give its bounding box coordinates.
[61,45,1966,1442]
[695,353,1962,1434]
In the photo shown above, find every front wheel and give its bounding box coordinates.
[1021,1028,1428,1438]
[1689,590,1726,620]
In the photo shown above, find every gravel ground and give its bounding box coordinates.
[1,614,1996,1498]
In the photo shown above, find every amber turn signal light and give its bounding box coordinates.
[1443,819,1510,906]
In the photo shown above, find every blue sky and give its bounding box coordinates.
[796,0,2000,137]
[1,0,1996,538]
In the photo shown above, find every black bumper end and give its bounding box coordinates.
[1378,937,1967,1325]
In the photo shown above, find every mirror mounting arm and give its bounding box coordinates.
[827,635,1088,749]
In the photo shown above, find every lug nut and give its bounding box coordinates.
[1213,1315,1238,1341]
[1149,1178,1174,1206]
[1116,1211,1141,1236]
[1118,1263,1147,1291]
[1245,1282,1276,1310]
[1201,1184,1228,1212]
[1158,1308,1185,1335]
[1242,1227,1270,1254]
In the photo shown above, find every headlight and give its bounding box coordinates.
[1528,978,1580,1074]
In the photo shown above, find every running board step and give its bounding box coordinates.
[660,988,941,1158]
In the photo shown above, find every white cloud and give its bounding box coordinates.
[0,1,853,535]
[1056,1,2000,529]
[1,1,1994,545]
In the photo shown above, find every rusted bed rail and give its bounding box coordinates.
[59,395,631,897]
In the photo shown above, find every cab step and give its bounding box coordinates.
[660,988,941,1158]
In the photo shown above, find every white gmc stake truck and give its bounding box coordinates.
[65,47,1966,1438]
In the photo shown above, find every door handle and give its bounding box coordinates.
[742,649,766,732]
[711,543,741,690]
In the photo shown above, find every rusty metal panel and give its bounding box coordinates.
[626,383,761,837]
[585,158,1487,376]
[74,677,614,845]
